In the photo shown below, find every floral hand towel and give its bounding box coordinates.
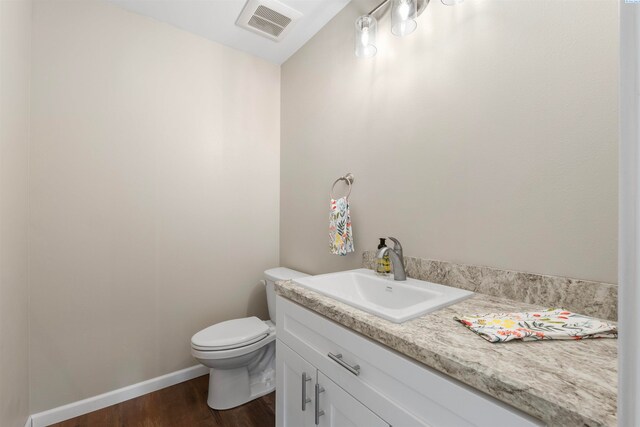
[454,309,617,343]
[329,197,354,256]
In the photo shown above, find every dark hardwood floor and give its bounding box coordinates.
[49,375,275,427]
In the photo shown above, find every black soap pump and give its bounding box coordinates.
[376,238,391,275]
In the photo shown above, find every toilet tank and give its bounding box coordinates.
[264,267,309,323]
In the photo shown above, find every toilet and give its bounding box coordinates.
[191,267,309,410]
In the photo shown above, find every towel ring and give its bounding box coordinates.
[330,173,355,200]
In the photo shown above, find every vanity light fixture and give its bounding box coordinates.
[355,0,464,58]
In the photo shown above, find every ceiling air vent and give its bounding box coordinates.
[236,0,302,42]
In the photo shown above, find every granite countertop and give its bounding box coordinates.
[275,280,617,427]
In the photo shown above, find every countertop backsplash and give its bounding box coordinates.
[362,251,617,321]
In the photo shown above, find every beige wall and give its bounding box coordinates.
[0,0,31,425]
[281,0,618,284]
[30,0,280,412]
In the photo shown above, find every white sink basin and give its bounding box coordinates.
[292,268,473,323]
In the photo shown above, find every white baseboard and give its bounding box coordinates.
[30,364,208,427]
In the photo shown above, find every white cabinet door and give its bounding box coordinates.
[276,340,316,427]
[316,371,389,427]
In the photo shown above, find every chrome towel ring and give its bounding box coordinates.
[330,173,355,200]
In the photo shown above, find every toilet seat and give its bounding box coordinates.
[191,317,272,352]
[191,331,276,361]
[192,333,268,351]
[191,319,275,361]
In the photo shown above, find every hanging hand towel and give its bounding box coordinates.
[454,308,617,343]
[329,197,354,256]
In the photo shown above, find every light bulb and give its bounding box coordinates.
[354,15,377,58]
[391,0,417,37]
[361,27,369,46]
[398,1,410,20]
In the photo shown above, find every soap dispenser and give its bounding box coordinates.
[376,238,391,275]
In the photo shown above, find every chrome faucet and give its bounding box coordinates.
[376,237,406,281]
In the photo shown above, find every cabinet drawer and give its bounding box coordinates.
[277,295,542,427]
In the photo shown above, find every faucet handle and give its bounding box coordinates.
[387,237,402,249]
[387,237,403,259]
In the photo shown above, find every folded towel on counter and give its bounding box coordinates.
[329,196,354,256]
[454,309,617,343]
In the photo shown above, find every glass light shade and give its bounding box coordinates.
[391,0,417,37]
[441,0,464,5]
[355,15,377,58]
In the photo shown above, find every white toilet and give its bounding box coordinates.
[191,267,308,410]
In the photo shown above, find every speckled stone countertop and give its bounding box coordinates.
[275,280,617,427]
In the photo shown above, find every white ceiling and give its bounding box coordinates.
[106,0,352,64]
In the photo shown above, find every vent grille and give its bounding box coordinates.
[248,14,285,37]
[254,5,291,28]
[236,0,302,42]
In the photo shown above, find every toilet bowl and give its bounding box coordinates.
[191,267,309,410]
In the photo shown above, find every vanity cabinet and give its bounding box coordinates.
[276,295,543,427]
[277,340,388,427]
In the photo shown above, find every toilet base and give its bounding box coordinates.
[207,368,275,410]
[205,341,276,410]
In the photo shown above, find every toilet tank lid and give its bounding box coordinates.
[264,267,309,282]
